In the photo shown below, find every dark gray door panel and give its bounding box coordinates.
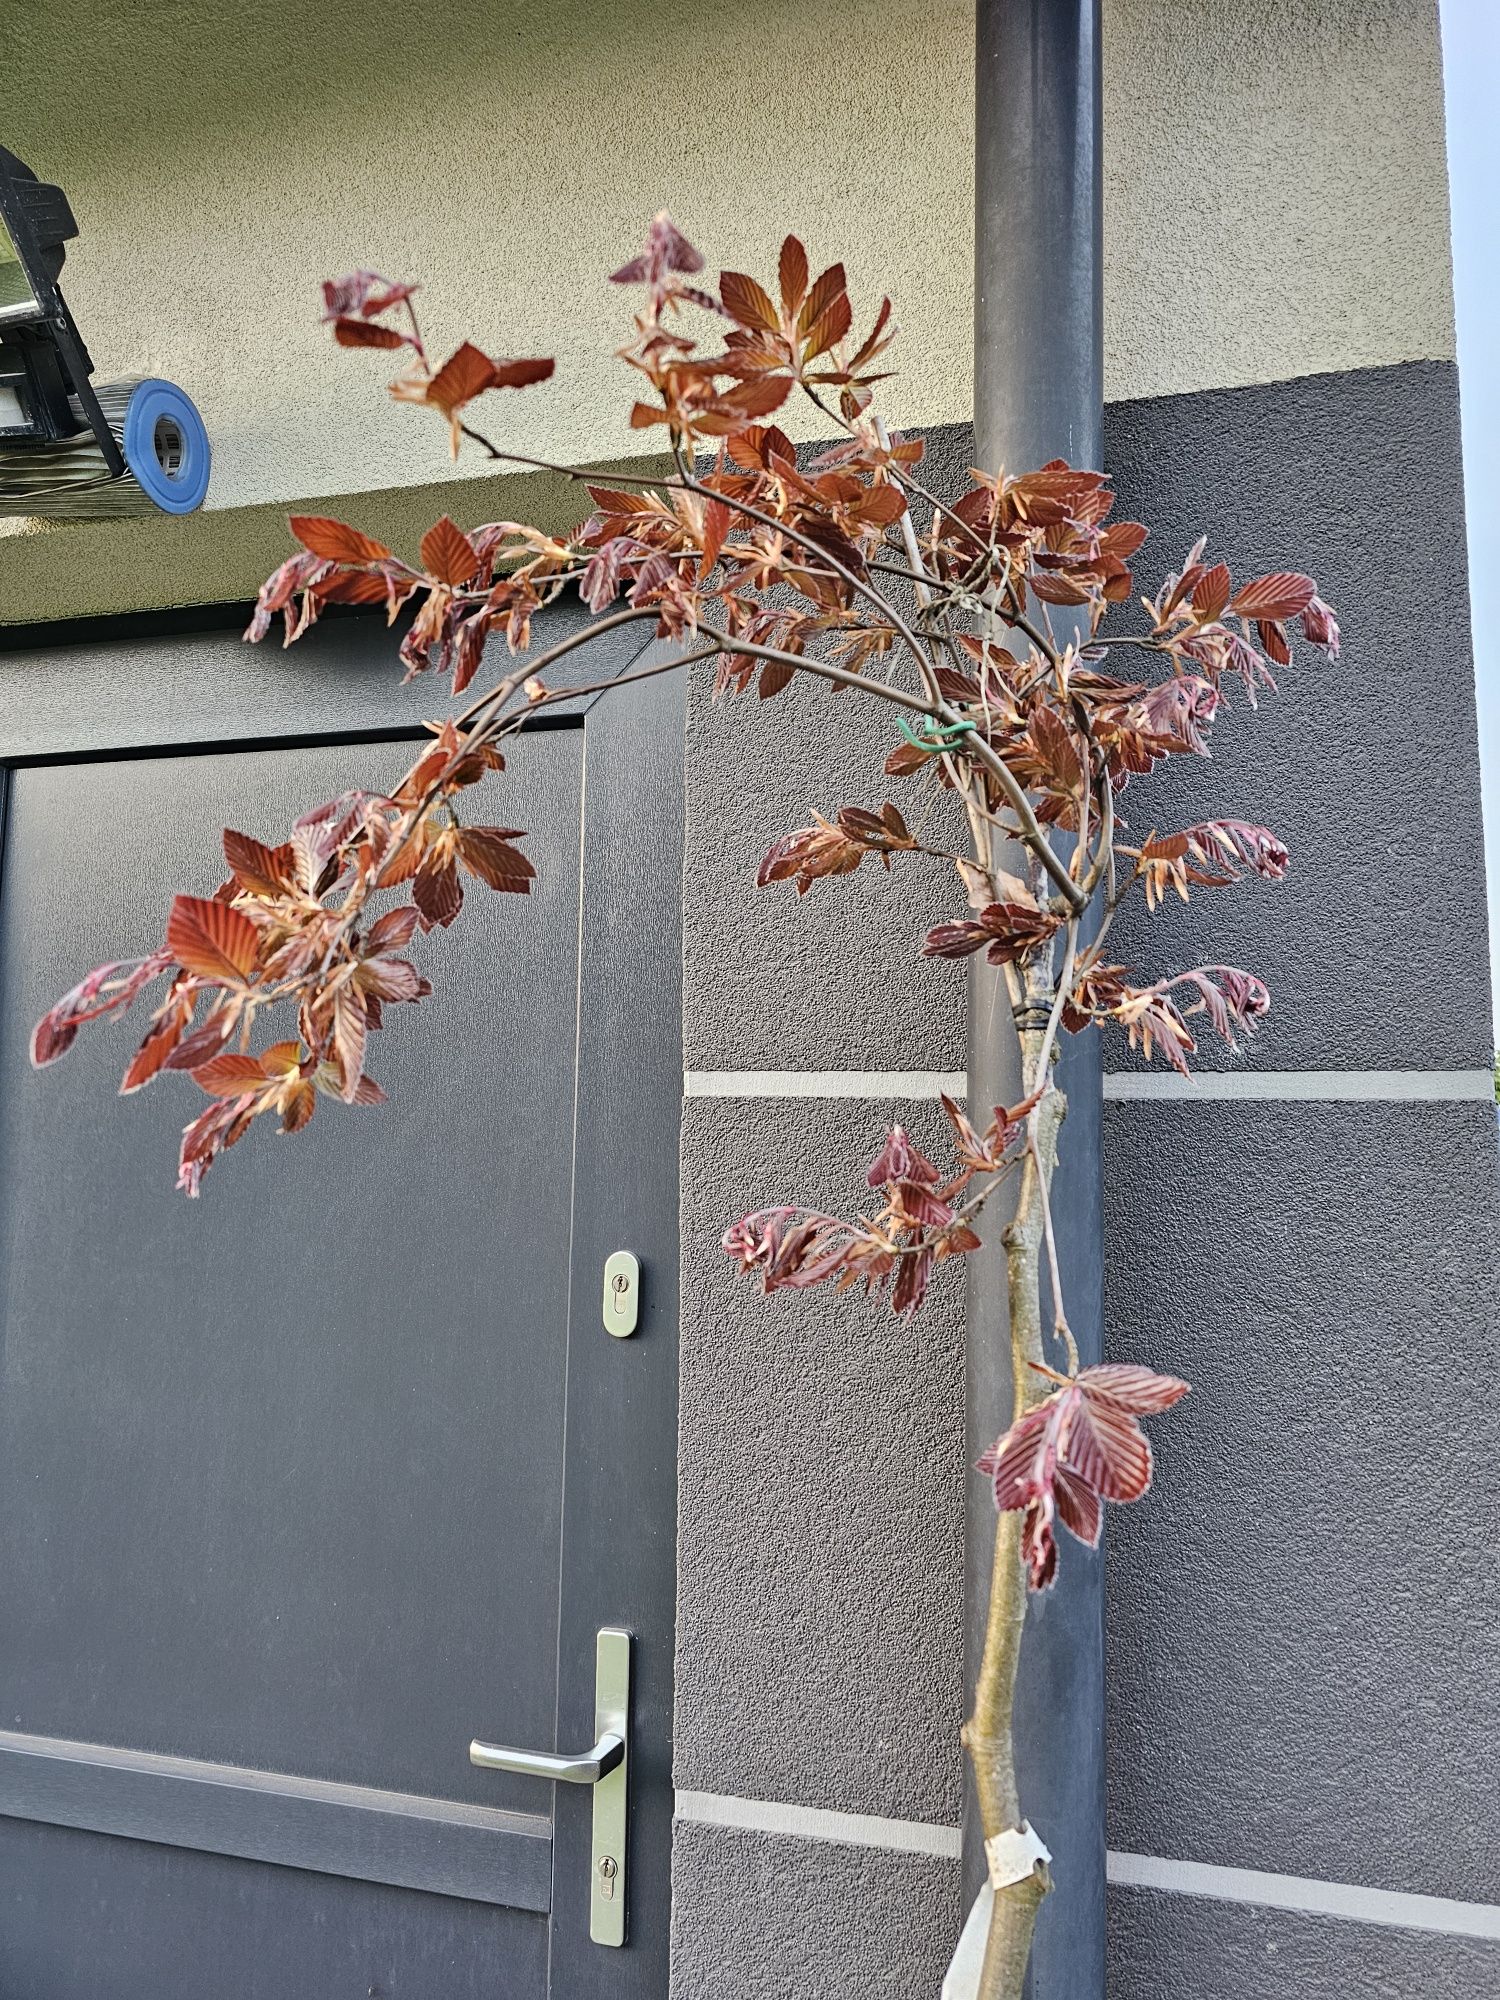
[0,1817,548,2000]
[0,614,682,1997]
[0,737,580,1816]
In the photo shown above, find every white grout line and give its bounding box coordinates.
[674,1790,962,1860]
[1103,1068,1494,1102]
[671,1810,1500,1939]
[684,1071,967,1099]
[1108,1851,1500,1940]
[682,1068,1494,1103]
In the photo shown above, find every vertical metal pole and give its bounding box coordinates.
[967,5,1105,1999]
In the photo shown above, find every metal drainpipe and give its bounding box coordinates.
[967,4,1106,1999]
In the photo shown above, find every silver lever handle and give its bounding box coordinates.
[469,1729,624,1785]
[469,1627,632,1948]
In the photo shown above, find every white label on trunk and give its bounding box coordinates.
[986,1821,1052,1888]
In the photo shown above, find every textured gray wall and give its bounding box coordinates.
[1102,1100,1500,1893]
[670,1822,961,2000]
[1109,1886,1500,1998]
[681,424,978,1074]
[676,1098,965,1827]
[1097,361,1500,1996]
[1102,361,1492,1071]
[675,520,970,1992]
[671,361,1497,1999]
[680,1104,968,1824]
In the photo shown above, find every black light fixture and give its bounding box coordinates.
[0,144,210,519]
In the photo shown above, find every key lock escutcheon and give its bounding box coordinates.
[470,1627,631,1947]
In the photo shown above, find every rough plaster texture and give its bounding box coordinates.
[1108,1885,1500,2000]
[1102,0,1455,400]
[669,1820,961,2000]
[675,1097,965,1826]
[682,426,975,1073]
[0,0,972,522]
[1102,1099,1500,1902]
[1,0,1459,626]
[1102,361,1491,1071]
[0,455,665,628]
[683,662,966,1071]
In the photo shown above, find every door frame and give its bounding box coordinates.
[0,602,683,1998]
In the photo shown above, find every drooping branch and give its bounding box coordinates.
[30,214,1340,2000]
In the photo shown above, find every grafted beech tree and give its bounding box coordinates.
[33,215,1336,1998]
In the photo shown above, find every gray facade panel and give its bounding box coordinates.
[669,1820,960,2000]
[1108,1886,1500,2000]
[680,432,980,1075]
[682,667,967,1070]
[1102,1099,1500,1899]
[675,1097,965,1824]
[1100,360,1491,1071]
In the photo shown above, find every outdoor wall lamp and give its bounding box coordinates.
[0,144,210,520]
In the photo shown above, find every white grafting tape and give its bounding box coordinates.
[0,376,210,521]
[986,1820,1051,1887]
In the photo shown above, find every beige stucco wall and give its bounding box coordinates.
[0,0,1456,619]
[1103,0,1455,401]
[2,0,974,519]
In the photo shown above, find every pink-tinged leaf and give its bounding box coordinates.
[1079,1363,1191,1415]
[867,1125,939,1190]
[413,856,463,930]
[800,289,853,362]
[31,951,175,1067]
[365,906,421,954]
[778,235,810,316]
[609,212,705,284]
[191,1052,270,1096]
[891,1179,954,1229]
[921,920,993,960]
[321,271,417,321]
[1229,570,1316,621]
[1191,562,1232,620]
[281,1078,317,1132]
[979,1363,1189,1590]
[331,317,407,350]
[176,1099,246,1196]
[420,515,481,586]
[457,827,535,893]
[487,356,555,391]
[332,987,367,1103]
[357,956,427,1003]
[699,496,731,577]
[720,269,781,335]
[797,262,847,342]
[418,341,496,416]
[1256,618,1292,668]
[162,1014,234,1072]
[891,1245,934,1317]
[223,828,297,899]
[120,1009,187,1094]
[166,896,260,985]
[288,515,392,564]
[1300,593,1340,657]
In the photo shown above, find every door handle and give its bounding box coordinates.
[469,1626,631,1947]
[468,1729,623,1784]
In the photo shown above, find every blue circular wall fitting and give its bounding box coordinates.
[121,378,211,515]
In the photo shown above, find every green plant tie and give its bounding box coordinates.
[894,714,978,753]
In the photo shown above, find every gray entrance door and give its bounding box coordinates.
[0,610,680,1999]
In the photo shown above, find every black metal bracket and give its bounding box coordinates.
[0,145,124,477]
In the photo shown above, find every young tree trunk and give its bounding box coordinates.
[964,1029,1064,2000]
